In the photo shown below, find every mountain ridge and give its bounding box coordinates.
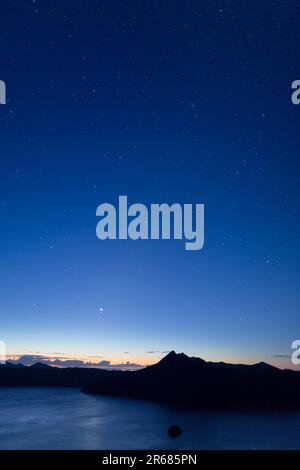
[1,351,298,410]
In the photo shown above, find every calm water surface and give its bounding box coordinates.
[0,387,299,449]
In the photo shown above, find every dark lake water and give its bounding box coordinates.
[0,387,299,449]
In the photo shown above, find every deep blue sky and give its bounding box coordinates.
[0,0,299,367]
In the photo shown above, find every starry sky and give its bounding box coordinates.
[0,0,300,368]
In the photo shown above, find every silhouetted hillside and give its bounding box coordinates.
[82,351,300,410]
[0,361,109,387]
[1,352,299,410]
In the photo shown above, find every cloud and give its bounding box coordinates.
[9,355,48,366]
[272,355,291,358]
[46,352,65,355]
[7,354,144,371]
[87,355,104,358]
[98,360,110,367]
[146,350,170,354]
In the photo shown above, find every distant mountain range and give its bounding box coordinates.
[1,351,300,410]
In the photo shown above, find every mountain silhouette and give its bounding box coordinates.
[1,351,299,410]
[82,351,300,409]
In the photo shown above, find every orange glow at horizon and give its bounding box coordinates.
[4,350,298,371]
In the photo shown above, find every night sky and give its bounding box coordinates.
[1,0,299,368]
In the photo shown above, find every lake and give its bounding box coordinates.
[0,387,299,449]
